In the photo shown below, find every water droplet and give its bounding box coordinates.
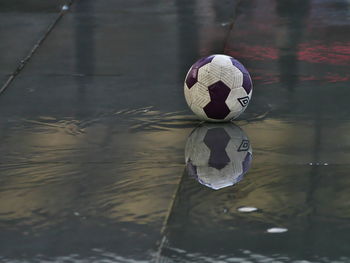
[62,5,69,11]
[267,227,288,233]
[237,206,258,213]
[324,163,329,166]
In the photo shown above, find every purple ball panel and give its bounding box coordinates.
[204,81,231,119]
[230,58,253,94]
[242,73,253,94]
[185,55,215,89]
[193,55,215,69]
[230,58,248,74]
[204,101,230,120]
[235,173,245,184]
[204,128,231,170]
[185,68,198,89]
[242,152,252,174]
[233,151,252,184]
[207,81,231,101]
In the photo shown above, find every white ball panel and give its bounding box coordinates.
[211,54,232,67]
[190,103,208,120]
[198,64,220,87]
[222,125,241,141]
[220,65,243,89]
[231,66,245,89]
[190,82,211,108]
[207,61,221,80]
[190,143,210,166]
[185,129,211,165]
[197,164,235,190]
[225,139,252,164]
[228,160,243,181]
[225,87,249,113]
[224,110,241,121]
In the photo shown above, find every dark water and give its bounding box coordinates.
[0,0,350,262]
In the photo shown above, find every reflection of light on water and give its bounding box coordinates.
[157,247,346,263]
[237,206,258,213]
[267,227,288,233]
[0,108,195,228]
[308,162,329,166]
[61,4,69,11]
[0,251,154,263]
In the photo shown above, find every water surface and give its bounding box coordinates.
[0,0,350,262]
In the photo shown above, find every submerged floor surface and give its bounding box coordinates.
[0,0,350,262]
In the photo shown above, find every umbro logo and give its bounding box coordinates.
[238,96,250,107]
[238,140,250,152]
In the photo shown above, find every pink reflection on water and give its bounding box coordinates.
[324,73,350,83]
[228,41,350,66]
[251,70,349,85]
[227,45,278,60]
[298,42,350,66]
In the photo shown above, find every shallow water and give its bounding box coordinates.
[0,0,350,262]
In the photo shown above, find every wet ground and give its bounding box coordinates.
[0,0,350,262]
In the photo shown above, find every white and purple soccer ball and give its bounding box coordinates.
[184,54,253,122]
[185,123,252,190]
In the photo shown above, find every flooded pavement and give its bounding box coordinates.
[0,0,350,262]
[0,0,66,90]
[159,0,350,262]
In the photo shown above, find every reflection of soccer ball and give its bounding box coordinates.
[184,54,253,122]
[185,123,252,190]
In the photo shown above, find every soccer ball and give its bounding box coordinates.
[184,54,253,122]
[185,123,252,190]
